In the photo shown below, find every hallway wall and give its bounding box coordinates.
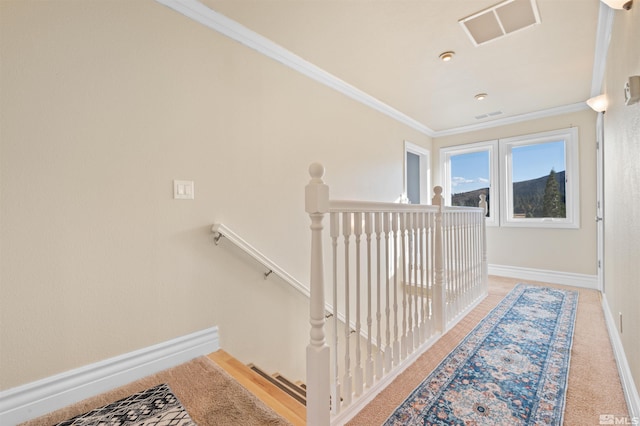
[0,0,430,389]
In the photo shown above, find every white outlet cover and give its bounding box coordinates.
[174,180,194,199]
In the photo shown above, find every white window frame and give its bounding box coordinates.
[499,127,580,229]
[403,141,430,204]
[440,140,499,226]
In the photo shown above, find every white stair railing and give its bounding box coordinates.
[305,163,488,426]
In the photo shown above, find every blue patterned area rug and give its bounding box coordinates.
[384,284,578,426]
[55,383,196,426]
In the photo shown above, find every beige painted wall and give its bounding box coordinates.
[601,6,640,395]
[433,110,598,276]
[0,0,431,390]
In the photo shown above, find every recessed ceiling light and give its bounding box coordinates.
[475,93,488,100]
[439,51,455,62]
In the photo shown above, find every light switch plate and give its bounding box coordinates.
[174,180,194,199]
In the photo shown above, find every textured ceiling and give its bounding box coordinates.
[200,0,601,134]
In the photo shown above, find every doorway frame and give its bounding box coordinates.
[403,141,431,204]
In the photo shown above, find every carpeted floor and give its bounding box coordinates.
[19,276,629,426]
[20,357,291,426]
[383,284,579,425]
[347,276,629,425]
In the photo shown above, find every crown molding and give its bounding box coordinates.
[431,102,590,138]
[155,0,435,137]
[156,0,610,139]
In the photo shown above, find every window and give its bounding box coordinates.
[404,141,430,204]
[440,141,498,225]
[439,127,580,229]
[500,128,579,228]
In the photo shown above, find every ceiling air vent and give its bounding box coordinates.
[460,0,540,46]
[475,111,503,120]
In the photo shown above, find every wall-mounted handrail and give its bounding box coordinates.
[211,223,310,297]
[211,223,358,335]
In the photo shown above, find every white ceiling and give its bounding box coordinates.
[191,0,603,135]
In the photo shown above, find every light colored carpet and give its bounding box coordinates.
[347,276,629,425]
[19,277,629,426]
[20,356,291,426]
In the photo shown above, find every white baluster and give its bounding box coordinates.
[412,212,420,349]
[463,213,469,310]
[427,211,434,338]
[406,212,414,353]
[474,211,481,302]
[392,212,400,366]
[400,212,408,360]
[463,213,469,312]
[305,163,330,426]
[478,195,488,299]
[330,212,340,415]
[374,212,383,380]
[405,213,418,353]
[354,212,364,396]
[342,211,353,407]
[413,213,424,348]
[432,186,446,332]
[464,212,475,309]
[481,197,488,295]
[383,212,392,373]
[444,210,452,325]
[464,212,476,309]
[364,212,374,388]
[417,212,426,344]
[454,211,461,318]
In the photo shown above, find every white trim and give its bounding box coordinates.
[0,327,219,425]
[432,103,589,137]
[596,112,605,292]
[489,264,598,289]
[498,127,580,229]
[154,0,435,137]
[601,294,640,420]
[403,141,431,204]
[440,140,499,226]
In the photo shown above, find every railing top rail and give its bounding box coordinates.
[441,205,485,213]
[330,199,437,213]
[329,199,483,214]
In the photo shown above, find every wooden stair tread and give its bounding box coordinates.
[274,373,307,399]
[208,350,306,426]
[248,365,306,405]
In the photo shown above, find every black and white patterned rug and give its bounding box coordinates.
[55,383,196,426]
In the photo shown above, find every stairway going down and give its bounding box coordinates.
[208,350,306,426]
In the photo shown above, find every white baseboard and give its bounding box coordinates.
[0,326,219,426]
[601,294,640,421]
[488,264,598,290]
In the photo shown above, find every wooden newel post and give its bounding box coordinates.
[306,163,330,426]
[431,186,446,332]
